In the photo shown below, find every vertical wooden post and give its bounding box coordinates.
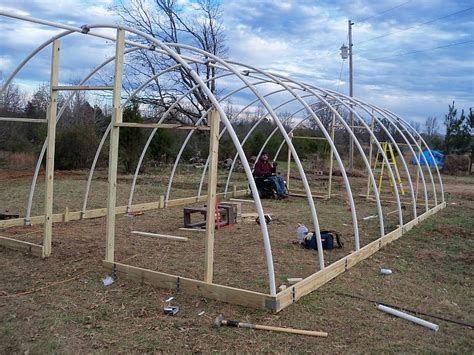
[415,138,421,201]
[43,40,60,258]
[159,195,165,209]
[64,206,69,223]
[204,110,220,283]
[327,113,336,198]
[105,29,125,263]
[233,184,237,198]
[366,112,375,198]
[286,132,292,190]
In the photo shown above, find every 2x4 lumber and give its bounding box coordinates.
[114,122,210,130]
[287,132,292,189]
[103,261,275,311]
[204,111,220,283]
[0,117,47,123]
[275,202,446,312]
[292,136,326,141]
[0,235,43,257]
[52,85,113,91]
[131,231,188,241]
[43,39,60,258]
[327,112,336,198]
[179,227,206,232]
[105,29,125,263]
[0,191,249,229]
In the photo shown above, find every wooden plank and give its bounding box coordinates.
[292,136,326,141]
[327,113,336,198]
[52,85,113,91]
[115,122,210,130]
[105,29,125,263]
[275,202,447,312]
[103,261,275,311]
[179,227,206,232]
[43,39,60,258]
[287,132,292,189]
[0,235,43,257]
[0,117,47,123]
[0,191,249,229]
[204,111,219,283]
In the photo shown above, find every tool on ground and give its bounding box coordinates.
[214,314,328,337]
[163,296,179,316]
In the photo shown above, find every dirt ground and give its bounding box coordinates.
[0,167,473,353]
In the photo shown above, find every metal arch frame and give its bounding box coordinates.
[340,97,439,206]
[301,86,418,218]
[324,91,431,211]
[219,63,363,251]
[87,24,280,295]
[126,73,266,211]
[0,12,447,312]
[377,107,444,203]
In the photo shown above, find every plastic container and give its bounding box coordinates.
[296,224,308,244]
[380,268,393,275]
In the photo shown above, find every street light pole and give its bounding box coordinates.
[348,19,354,171]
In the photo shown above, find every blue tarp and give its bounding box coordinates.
[411,150,444,168]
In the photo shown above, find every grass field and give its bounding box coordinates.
[0,165,473,353]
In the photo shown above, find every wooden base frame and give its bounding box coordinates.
[103,202,446,312]
[0,189,249,257]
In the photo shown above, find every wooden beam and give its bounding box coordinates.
[114,122,210,130]
[0,117,47,123]
[327,112,336,198]
[52,85,113,91]
[275,202,446,312]
[204,111,220,283]
[0,235,43,257]
[105,29,125,263]
[43,39,60,258]
[292,136,326,141]
[0,190,249,229]
[103,261,276,311]
[287,132,292,189]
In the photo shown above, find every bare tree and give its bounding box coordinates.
[112,0,228,124]
[425,116,438,141]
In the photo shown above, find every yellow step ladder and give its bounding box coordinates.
[370,142,405,196]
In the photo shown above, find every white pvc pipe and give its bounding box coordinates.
[378,304,439,332]
[131,231,188,241]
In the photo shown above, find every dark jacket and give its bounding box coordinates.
[254,159,276,177]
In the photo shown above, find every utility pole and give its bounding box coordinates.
[348,19,354,171]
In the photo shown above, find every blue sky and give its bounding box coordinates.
[0,0,473,129]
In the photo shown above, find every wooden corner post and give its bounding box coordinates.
[366,111,375,198]
[286,132,292,189]
[43,40,60,258]
[105,29,125,263]
[204,110,220,283]
[327,113,336,198]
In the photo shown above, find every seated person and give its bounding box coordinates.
[254,152,288,199]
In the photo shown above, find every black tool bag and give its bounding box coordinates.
[303,230,343,250]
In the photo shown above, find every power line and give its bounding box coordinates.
[355,0,413,25]
[366,39,474,61]
[357,6,474,45]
